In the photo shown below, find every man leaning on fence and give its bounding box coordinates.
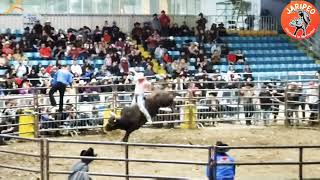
[206,141,235,180]
[69,147,97,180]
[49,65,73,112]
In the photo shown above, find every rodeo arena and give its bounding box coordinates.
[0,0,320,180]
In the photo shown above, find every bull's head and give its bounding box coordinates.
[105,116,120,131]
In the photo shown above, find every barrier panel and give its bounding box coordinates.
[0,135,44,180]
[0,78,319,138]
[1,135,320,180]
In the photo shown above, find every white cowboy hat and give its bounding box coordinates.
[79,80,86,85]
[135,73,145,81]
[90,79,97,83]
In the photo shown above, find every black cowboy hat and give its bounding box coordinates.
[80,147,97,164]
[215,141,229,153]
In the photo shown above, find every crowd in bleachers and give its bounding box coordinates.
[0,11,251,97]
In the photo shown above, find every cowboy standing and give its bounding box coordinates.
[132,73,153,124]
[49,65,73,112]
[207,141,236,180]
[69,147,97,180]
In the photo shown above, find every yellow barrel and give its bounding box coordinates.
[180,104,197,129]
[19,110,35,138]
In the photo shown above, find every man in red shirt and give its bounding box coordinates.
[39,44,52,59]
[159,10,171,36]
[227,52,237,65]
[2,41,13,57]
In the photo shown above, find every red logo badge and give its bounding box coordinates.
[281,1,320,40]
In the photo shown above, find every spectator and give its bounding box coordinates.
[68,147,97,180]
[49,65,73,112]
[131,22,143,44]
[217,23,227,36]
[206,141,235,180]
[120,57,129,74]
[188,42,199,58]
[38,67,50,78]
[161,36,176,51]
[39,43,52,59]
[227,52,237,65]
[102,20,112,35]
[170,23,180,36]
[15,61,28,78]
[2,41,13,58]
[70,60,82,77]
[144,64,155,76]
[240,83,255,125]
[210,50,221,65]
[180,21,191,36]
[259,85,273,126]
[243,65,253,81]
[163,52,172,64]
[196,13,207,42]
[306,81,318,122]
[208,23,218,42]
[28,69,40,87]
[12,48,28,63]
[154,45,165,62]
[151,14,161,32]
[146,31,160,52]
[159,10,171,36]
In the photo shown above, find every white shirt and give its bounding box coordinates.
[71,64,82,75]
[306,85,319,104]
[134,80,150,96]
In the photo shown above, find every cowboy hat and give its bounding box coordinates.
[136,73,145,80]
[215,141,229,153]
[80,147,97,164]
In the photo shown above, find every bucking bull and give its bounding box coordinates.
[105,91,175,142]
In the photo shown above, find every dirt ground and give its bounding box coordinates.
[1,125,320,180]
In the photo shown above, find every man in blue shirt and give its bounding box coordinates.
[207,141,236,180]
[49,65,73,112]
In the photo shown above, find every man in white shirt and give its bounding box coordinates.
[70,60,82,77]
[132,73,153,124]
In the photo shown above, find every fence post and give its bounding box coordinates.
[318,82,320,127]
[284,81,289,127]
[33,88,40,138]
[125,144,129,180]
[299,147,303,180]
[74,85,79,116]
[213,146,217,180]
[40,138,45,180]
[113,85,118,113]
[45,139,50,180]
[188,90,194,129]
[237,82,241,123]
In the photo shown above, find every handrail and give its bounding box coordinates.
[1,135,320,180]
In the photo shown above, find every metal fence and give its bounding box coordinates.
[0,14,278,33]
[0,78,319,138]
[1,135,320,180]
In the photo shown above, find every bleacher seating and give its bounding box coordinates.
[220,36,319,76]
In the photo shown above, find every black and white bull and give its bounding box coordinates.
[105,91,175,142]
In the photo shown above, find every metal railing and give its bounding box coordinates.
[1,135,320,180]
[0,78,319,137]
[0,14,279,33]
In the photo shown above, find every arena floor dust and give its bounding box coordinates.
[1,125,320,180]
